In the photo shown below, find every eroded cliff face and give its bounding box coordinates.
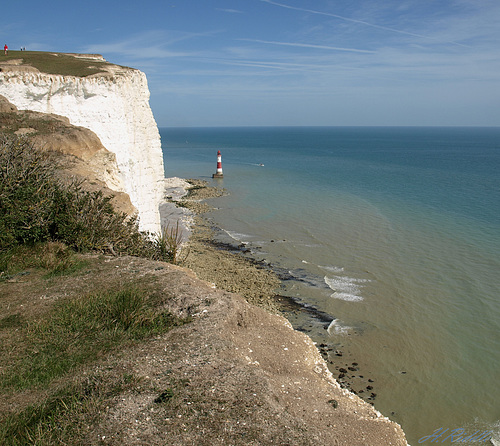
[0,94,135,217]
[0,56,164,234]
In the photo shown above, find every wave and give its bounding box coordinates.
[327,318,351,335]
[319,265,345,274]
[222,229,252,243]
[324,275,369,302]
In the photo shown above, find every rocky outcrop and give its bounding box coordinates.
[0,54,164,233]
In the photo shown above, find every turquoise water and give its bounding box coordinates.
[160,127,500,444]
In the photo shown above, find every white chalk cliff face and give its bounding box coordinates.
[0,57,164,234]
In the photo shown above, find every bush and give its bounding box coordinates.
[0,135,155,256]
[0,135,60,247]
[153,221,185,264]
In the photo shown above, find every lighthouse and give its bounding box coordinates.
[212,150,224,178]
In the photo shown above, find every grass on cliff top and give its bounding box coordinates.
[0,107,76,136]
[0,280,185,391]
[0,248,190,445]
[1,51,118,77]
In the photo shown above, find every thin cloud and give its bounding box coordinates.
[239,38,375,53]
[82,30,215,60]
[217,8,244,14]
[259,0,469,47]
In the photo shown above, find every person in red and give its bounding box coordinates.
[3,44,8,55]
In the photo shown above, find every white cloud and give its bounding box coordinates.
[258,0,469,47]
[216,8,244,14]
[237,38,375,54]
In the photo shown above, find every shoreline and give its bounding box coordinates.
[162,177,281,312]
[162,178,386,408]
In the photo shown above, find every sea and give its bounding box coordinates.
[160,126,500,445]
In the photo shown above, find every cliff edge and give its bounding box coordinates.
[0,51,164,234]
[0,252,408,445]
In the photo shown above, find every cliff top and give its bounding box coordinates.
[0,247,407,445]
[0,51,129,77]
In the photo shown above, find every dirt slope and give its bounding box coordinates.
[1,254,407,445]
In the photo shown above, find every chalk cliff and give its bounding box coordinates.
[0,54,164,234]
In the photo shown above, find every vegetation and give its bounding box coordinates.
[0,135,183,263]
[1,50,118,77]
[0,277,190,445]
[0,285,186,391]
[0,374,138,445]
[153,221,186,265]
[0,242,87,282]
[0,132,190,443]
[0,108,76,137]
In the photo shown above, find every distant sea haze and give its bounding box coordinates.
[161,126,500,445]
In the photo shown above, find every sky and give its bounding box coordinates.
[2,0,500,127]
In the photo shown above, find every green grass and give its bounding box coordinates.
[0,267,191,444]
[0,243,87,282]
[1,51,120,77]
[0,373,139,445]
[0,108,78,137]
[0,286,188,390]
[0,313,24,330]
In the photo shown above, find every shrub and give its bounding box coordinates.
[0,135,155,256]
[0,135,60,247]
[153,221,185,264]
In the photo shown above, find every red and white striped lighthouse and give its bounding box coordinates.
[212,150,224,178]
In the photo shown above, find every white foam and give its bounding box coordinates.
[327,319,351,335]
[223,229,252,242]
[332,292,364,302]
[324,275,368,302]
[320,265,345,274]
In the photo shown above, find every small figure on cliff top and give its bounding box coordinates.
[4,44,8,55]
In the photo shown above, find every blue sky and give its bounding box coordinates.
[2,0,500,127]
